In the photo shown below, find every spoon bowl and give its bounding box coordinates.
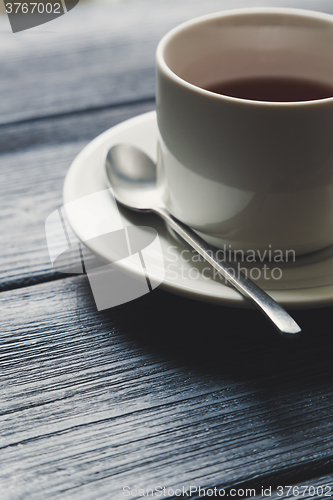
[106,144,163,211]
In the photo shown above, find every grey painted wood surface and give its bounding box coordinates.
[0,100,154,290]
[1,0,333,498]
[1,277,333,499]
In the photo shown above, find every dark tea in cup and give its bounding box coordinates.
[204,76,333,102]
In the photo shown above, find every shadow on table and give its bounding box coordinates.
[104,287,333,382]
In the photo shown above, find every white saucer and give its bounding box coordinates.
[63,111,333,309]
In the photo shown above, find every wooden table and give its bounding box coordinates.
[1,0,333,498]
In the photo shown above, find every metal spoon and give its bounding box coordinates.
[105,143,301,338]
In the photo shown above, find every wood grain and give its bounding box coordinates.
[0,100,154,291]
[1,277,333,499]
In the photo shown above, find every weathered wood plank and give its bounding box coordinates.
[0,0,332,124]
[1,277,333,499]
[0,100,154,290]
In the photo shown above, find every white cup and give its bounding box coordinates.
[156,8,333,255]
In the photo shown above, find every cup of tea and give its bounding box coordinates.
[155,8,333,255]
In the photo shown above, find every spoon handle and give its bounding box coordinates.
[156,207,301,338]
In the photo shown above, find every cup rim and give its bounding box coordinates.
[156,7,333,107]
